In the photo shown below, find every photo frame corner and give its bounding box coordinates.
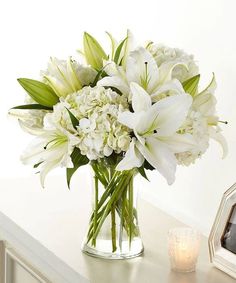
[208,182,236,279]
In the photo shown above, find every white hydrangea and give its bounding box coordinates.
[41,57,97,97]
[53,86,131,160]
[147,43,199,82]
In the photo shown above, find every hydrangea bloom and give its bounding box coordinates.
[66,86,131,160]
[147,43,199,82]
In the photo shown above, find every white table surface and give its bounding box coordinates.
[0,169,235,283]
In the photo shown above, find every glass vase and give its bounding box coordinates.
[82,160,144,259]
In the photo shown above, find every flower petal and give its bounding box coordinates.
[152,94,192,136]
[137,138,177,185]
[130,82,152,112]
[118,111,141,129]
[135,94,192,137]
[98,76,129,94]
[158,133,196,153]
[40,161,59,188]
[21,138,45,165]
[116,139,144,170]
[126,47,159,93]
[151,79,185,102]
[158,61,188,84]
[209,127,228,159]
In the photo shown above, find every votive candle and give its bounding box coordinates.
[168,227,201,273]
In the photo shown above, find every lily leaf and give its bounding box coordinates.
[11,104,53,111]
[114,37,128,65]
[65,108,79,129]
[90,66,107,87]
[143,160,155,171]
[18,78,59,107]
[67,148,89,188]
[182,74,200,97]
[138,165,149,181]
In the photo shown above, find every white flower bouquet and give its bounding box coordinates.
[10,31,227,259]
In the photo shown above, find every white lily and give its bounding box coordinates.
[116,82,194,184]
[21,125,79,187]
[42,57,96,98]
[98,47,186,101]
[193,74,228,158]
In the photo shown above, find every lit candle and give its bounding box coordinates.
[168,227,201,273]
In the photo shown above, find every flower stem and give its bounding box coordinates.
[128,177,134,248]
[111,205,117,252]
[92,175,98,246]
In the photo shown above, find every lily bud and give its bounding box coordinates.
[83,32,107,70]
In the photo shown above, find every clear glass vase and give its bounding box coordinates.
[82,160,144,259]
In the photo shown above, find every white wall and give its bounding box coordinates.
[0,0,236,236]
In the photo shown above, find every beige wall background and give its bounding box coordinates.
[0,0,235,235]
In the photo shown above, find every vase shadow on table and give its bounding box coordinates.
[83,254,144,283]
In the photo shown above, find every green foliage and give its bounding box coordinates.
[143,160,155,171]
[65,108,79,129]
[11,104,53,111]
[114,37,128,65]
[138,166,149,181]
[182,74,200,96]
[66,148,89,188]
[17,78,59,107]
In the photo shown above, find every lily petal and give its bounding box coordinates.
[118,111,142,130]
[136,94,192,137]
[158,133,196,153]
[151,79,185,102]
[116,139,144,170]
[137,138,177,185]
[209,127,228,159]
[158,61,188,84]
[152,94,192,136]
[130,82,152,112]
[21,138,45,165]
[193,92,217,116]
[40,161,59,188]
[98,76,129,94]
[126,47,159,93]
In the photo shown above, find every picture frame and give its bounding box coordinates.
[209,183,236,279]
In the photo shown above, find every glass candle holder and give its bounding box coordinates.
[168,227,201,273]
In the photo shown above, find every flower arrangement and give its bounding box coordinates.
[10,31,227,259]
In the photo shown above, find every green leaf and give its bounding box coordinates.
[66,148,89,188]
[65,108,79,129]
[11,104,53,111]
[182,74,200,96]
[90,67,106,87]
[138,166,149,181]
[17,78,59,107]
[114,37,128,65]
[143,160,155,171]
